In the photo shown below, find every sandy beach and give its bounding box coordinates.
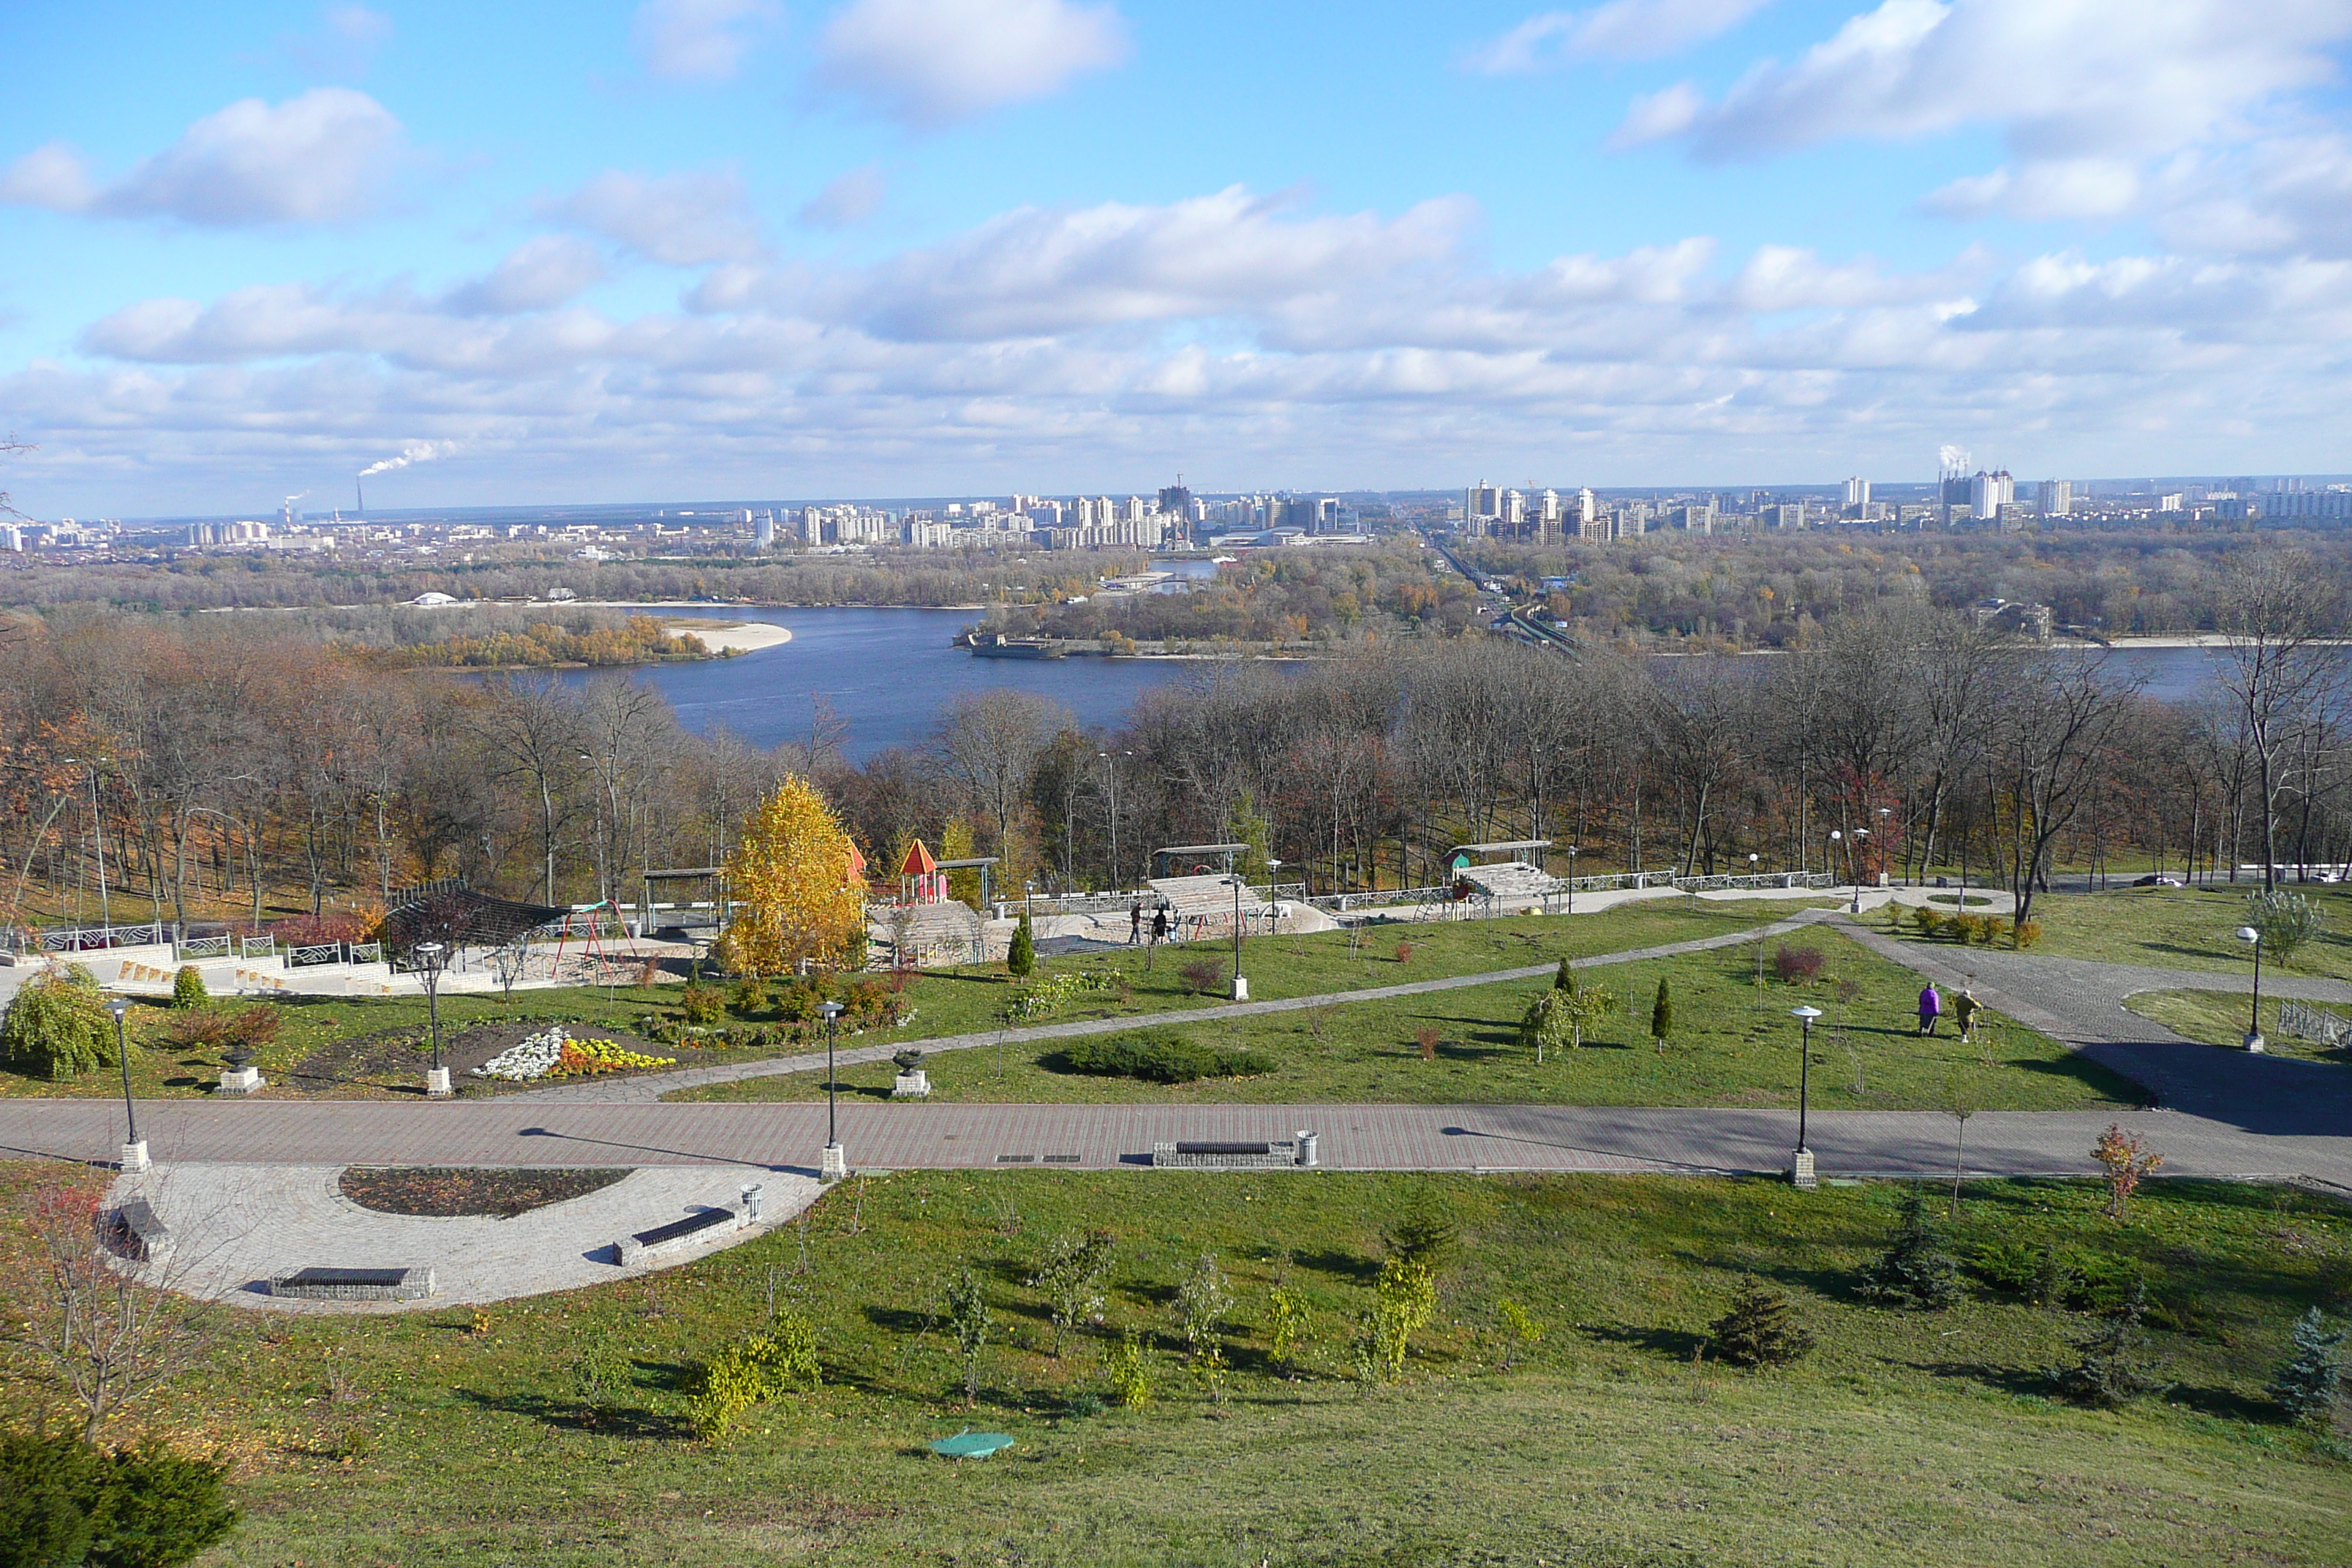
[668,619,794,654]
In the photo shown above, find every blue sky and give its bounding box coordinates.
[5,0,2352,516]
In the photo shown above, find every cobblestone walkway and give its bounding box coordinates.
[110,1162,815,1311]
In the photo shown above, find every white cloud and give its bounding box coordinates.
[1469,0,1772,71]
[31,181,2352,505]
[1923,159,2141,221]
[443,236,611,314]
[815,0,1130,127]
[545,168,765,265]
[633,0,779,82]
[0,88,403,226]
[287,5,395,76]
[798,164,887,227]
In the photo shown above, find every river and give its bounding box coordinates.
[569,606,2294,761]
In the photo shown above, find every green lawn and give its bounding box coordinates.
[20,1165,2346,1567]
[2125,989,2352,1066]
[4,900,1820,1101]
[676,928,2136,1112]
[1899,884,2352,983]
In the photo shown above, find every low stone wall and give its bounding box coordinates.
[614,1201,750,1265]
[1151,1139,1303,1169]
[269,1266,435,1302]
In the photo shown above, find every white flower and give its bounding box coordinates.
[471,1025,570,1080]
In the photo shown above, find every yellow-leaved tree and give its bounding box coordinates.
[717,777,867,977]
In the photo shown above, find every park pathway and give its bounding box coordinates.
[1830,916,2352,1137]
[4,1098,2347,1188]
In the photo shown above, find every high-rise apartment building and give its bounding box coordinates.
[2035,480,2071,517]
[1970,470,2013,523]
[1843,477,1869,510]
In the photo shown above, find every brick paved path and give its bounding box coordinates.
[9,1098,2347,1188]
[508,911,1841,1104]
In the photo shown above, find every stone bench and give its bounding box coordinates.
[1152,1139,1303,1169]
[268,1266,435,1302]
[108,1198,172,1263]
[614,1202,750,1266]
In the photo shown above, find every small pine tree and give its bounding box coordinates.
[1856,1188,1962,1310]
[170,965,208,1009]
[1006,914,1036,979]
[2268,1307,2346,1425]
[2048,1278,2166,1408]
[1708,1275,1816,1367]
[1384,1202,1460,1270]
[1650,977,1673,1052]
[1553,958,1575,993]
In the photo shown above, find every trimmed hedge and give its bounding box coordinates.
[1052,1028,1261,1084]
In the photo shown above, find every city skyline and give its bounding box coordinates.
[7,1,2352,514]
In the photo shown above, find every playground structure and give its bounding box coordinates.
[882,841,999,967]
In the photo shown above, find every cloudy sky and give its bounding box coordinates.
[5,0,2352,515]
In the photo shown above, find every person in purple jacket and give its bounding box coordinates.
[1918,983,1942,1036]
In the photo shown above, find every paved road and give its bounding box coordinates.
[9,1098,2347,1187]
[1832,917,2352,1137]
[506,911,1839,1104]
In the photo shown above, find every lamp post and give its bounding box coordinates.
[1565,845,1580,914]
[1789,1005,1823,1188]
[2236,925,2266,1052]
[415,941,451,1096]
[108,998,148,1172]
[818,1000,847,1180]
[1876,806,1892,886]
[1228,871,1250,1001]
[63,757,110,930]
[1850,829,1870,914]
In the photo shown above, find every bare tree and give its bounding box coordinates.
[10,1182,222,1440]
[471,676,585,901]
[935,690,1072,870]
[2212,551,2347,889]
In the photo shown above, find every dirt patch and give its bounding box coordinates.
[280,1021,676,1099]
[339,1166,630,1218]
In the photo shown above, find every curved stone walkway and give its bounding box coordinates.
[509,910,1843,1104]
[108,1162,817,1312]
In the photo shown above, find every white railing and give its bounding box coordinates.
[2280,998,2350,1047]
[349,941,383,965]
[174,934,232,961]
[239,935,277,960]
[287,942,344,968]
[11,921,169,954]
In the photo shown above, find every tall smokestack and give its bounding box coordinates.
[356,478,364,515]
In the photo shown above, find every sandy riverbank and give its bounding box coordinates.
[669,619,794,654]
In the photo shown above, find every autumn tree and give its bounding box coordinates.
[717,777,867,977]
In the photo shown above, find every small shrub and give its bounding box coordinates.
[1028,1229,1117,1355]
[1650,976,1673,1048]
[1363,1257,1438,1381]
[1496,1298,1542,1371]
[2268,1307,2346,1425]
[0,1431,238,1568]
[1553,957,1575,992]
[1912,907,1946,939]
[2048,1278,2166,1408]
[2247,889,2324,965]
[1416,1023,1439,1060]
[573,1330,631,1424]
[1708,1277,1816,1368]
[1950,913,1984,943]
[1062,1391,1105,1419]
[1,964,115,1080]
[2012,918,2043,949]
[1772,945,1825,983]
[2092,1124,2162,1220]
[728,974,769,1014]
[170,965,208,1009]
[1855,1188,1961,1311]
[1177,958,1226,995]
[1006,914,1036,979]
[1267,1286,1311,1376]
[1107,1330,1153,1408]
[1393,941,1415,965]
[1054,1028,1259,1084]
[1384,1203,1460,1270]
[679,983,723,1025]
[1983,917,2010,946]
[946,1269,992,1406]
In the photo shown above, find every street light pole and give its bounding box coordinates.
[1850,829,1870,914]
[1565,845,1579,915]
[108,998,148,1172]
[1790,1005,1822,1188]
[416,941,451,1096]
[818,1000,847,1180]
[2236,925,2266,1052]
[1229,871,1248,1000]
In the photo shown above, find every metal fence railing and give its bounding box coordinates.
[3,921,170,956]
[349,941,383,965]
[239,935,277,961]
[2281,998,2351,1047]
[287,943,344,969]
[173,934,232,962]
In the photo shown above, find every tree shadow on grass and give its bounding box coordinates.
[1911,1359,2049,1398]
[1289,1248,1379,1285]
[453,1387,690,1441]
[1580,1322,1709,1362]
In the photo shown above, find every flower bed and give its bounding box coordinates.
[471,1025,676,1082]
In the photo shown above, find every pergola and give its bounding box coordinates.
[1146,872,1264,941]
[1444,840,1567,915]
[1150,842,1251,878]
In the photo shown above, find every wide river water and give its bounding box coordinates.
[568,606,2275,762]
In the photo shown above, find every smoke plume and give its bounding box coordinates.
[358,440,452,478]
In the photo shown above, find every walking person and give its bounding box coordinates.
[1917,982,1942,1036]
[1129,899,1142,945]
[1151,905,1168,945]
[1953,986,1980,1044]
